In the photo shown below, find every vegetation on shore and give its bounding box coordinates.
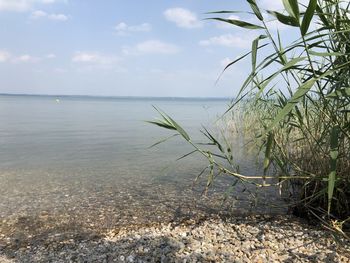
[150,0,350,239]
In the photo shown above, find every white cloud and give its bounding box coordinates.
[48,13,68,21]
[115,22,151,35]
[31,10,68,21]
[136,40,179,54]
[31,9,45,17]
[72,52,117,65]
[0,50,11,62]
[0,50,42,63]
[164,7,202,29]
[0,0,31,11]
[41,0,56,3]
[46,53,56,59]
[13,54,40,63]
[199,34,255,48]
[0,0,66,12]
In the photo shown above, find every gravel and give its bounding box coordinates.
[1,215,349,262]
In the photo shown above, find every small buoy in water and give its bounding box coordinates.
[55,99,60,103]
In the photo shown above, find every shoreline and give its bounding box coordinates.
[1,214,349,262]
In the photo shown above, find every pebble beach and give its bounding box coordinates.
[1,215,349,263]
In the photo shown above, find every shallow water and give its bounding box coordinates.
[0,95,284,233]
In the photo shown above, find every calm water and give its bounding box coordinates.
[0,95,283,230]
[0,95,228,171]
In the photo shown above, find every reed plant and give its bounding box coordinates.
[150,0,350,238]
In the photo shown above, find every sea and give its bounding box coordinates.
[0,95,283,230]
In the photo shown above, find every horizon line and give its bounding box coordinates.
[0,93,232,100]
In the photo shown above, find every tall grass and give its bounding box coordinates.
[150,0,350,237]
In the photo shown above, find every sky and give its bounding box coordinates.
[0,0,291,98]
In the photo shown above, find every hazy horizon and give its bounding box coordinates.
[0,92,231,100]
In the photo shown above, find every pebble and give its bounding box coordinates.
[1,215,349,263]
[126,255,134,262]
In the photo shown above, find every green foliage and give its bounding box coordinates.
[207,17,264,29]
[301,0,317,36]
[149,0,350,238]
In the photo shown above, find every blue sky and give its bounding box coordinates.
[0,0,289,97]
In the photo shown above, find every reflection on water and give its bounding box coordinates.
[0,95,284,233]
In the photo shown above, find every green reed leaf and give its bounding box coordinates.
[315,4,330,27]
[267,11,300,27]
[205,11,249,14]
[252,35,267,73]
[247,0,264,21]
[177,150,198,161]
[328,126,340,214]
[201,126,224,153]
[146,120,176,130]
[277,30,287,64]
[208,17,264,29]
[308,50,343,57]
[267,77,317,131]
[148,134,179,148]
[194,165,210,184]
[263,132,274,175]
[166,115,191,141]
[283,0,300,20]
[327,88,350,98]
[301,0,317,36]
[216,43,269,85]
[152,106,191,141]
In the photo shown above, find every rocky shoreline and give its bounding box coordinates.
[1,215,349,263]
